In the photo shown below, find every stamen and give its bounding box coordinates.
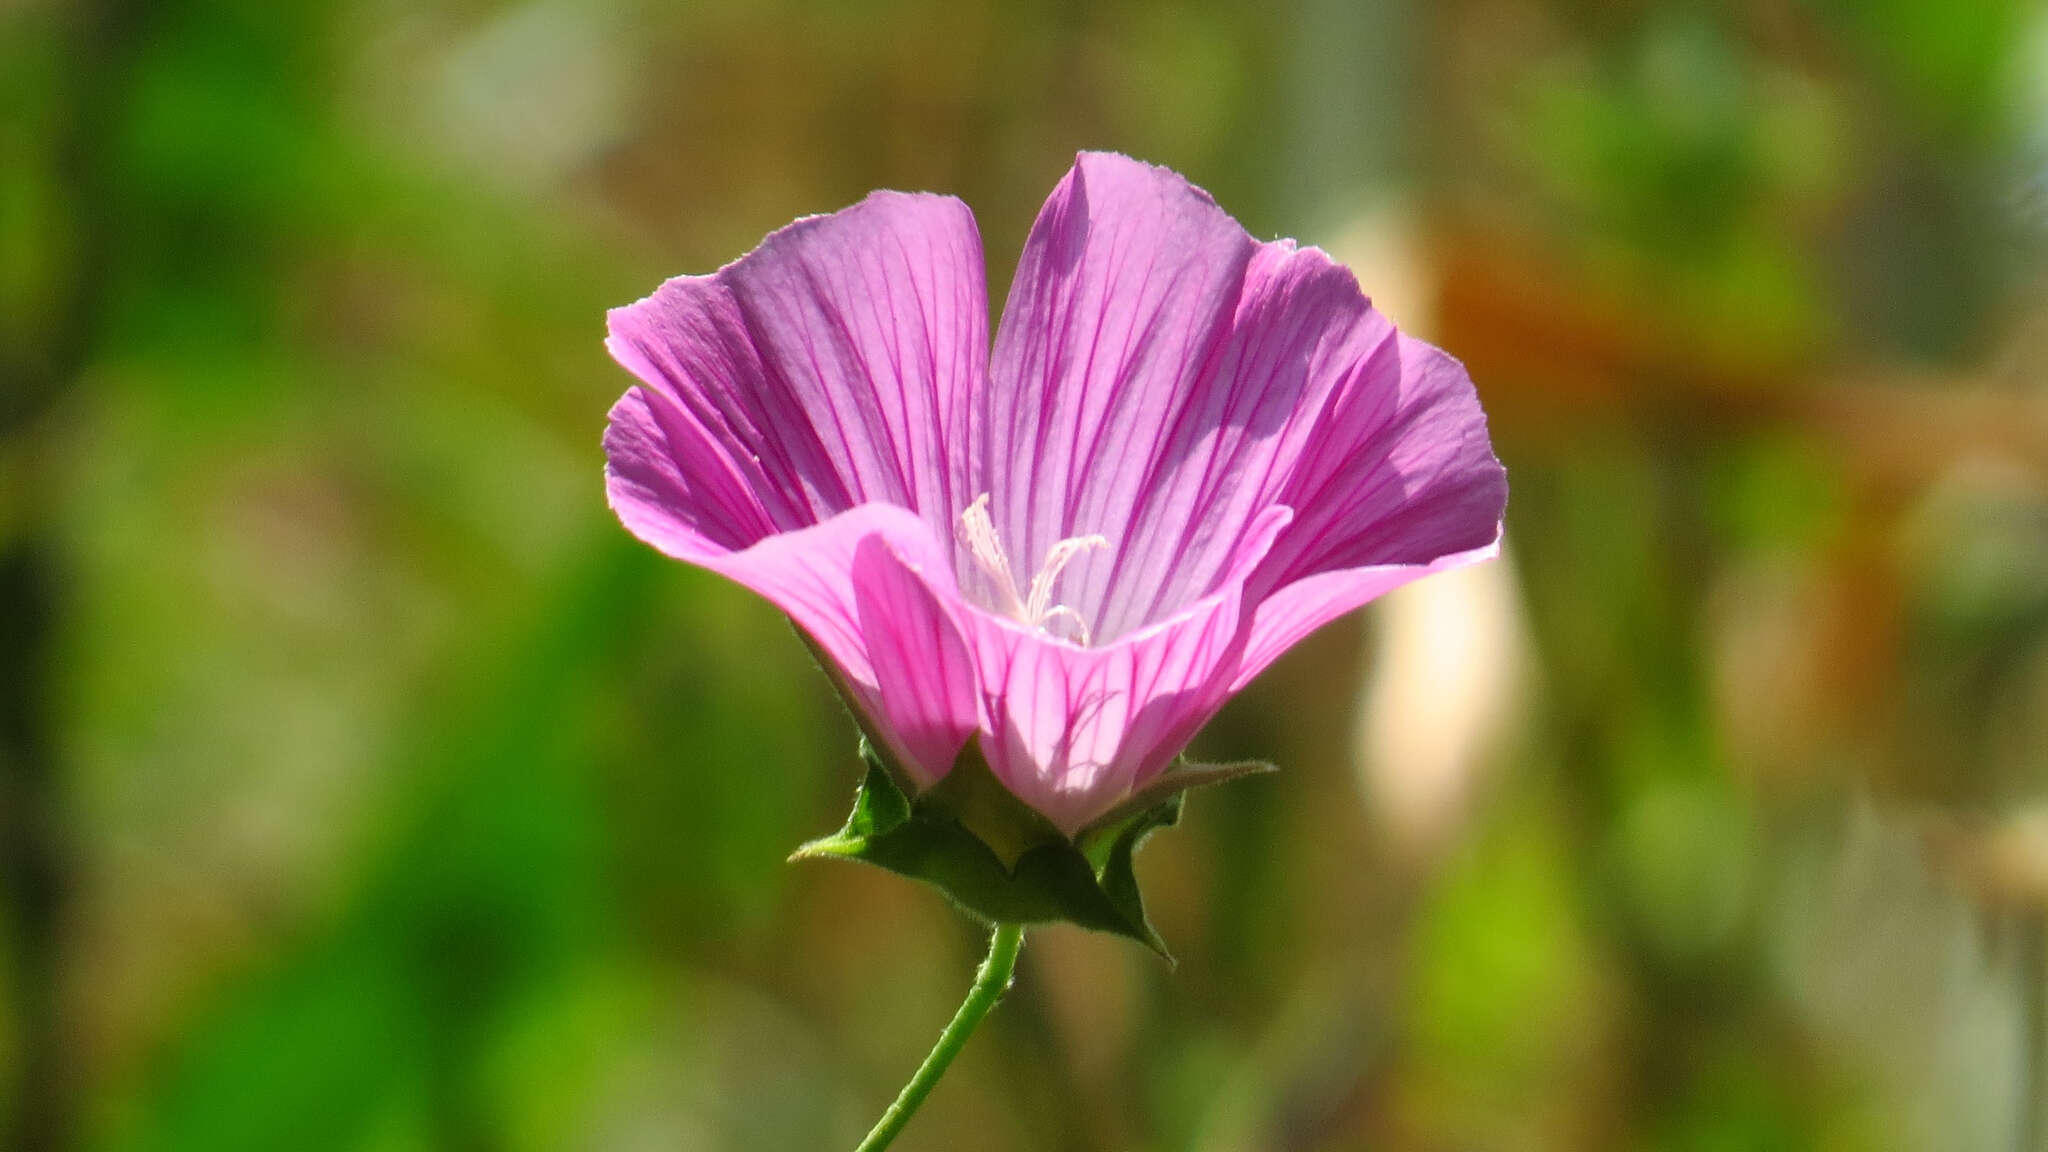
[1024,533,1107,627]
[956,494,1026,619]
[955,495,1108,646]
[1037,605,1095,648]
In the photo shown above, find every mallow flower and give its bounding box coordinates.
[605,152,1504,1150]
[605,151,1502,872]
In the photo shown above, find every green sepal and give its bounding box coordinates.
[1074,757,1275,849]
[793,740,1215,960]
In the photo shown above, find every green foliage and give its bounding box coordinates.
[1408,798,1598,1143]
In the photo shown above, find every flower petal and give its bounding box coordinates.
[1087,241,1397,638]
[700,503,952,686]
[1231,333,1508,690]
[964,506,1291,835]
[852,535,981,788]
[982,154,1253,635]
[605,383,779,561]
[607,190,988,547]
[983,153,1390,641]
[605,485,969,786]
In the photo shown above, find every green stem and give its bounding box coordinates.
[854,923,1025,1152]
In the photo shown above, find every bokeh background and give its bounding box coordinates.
[6,0,2048,1148]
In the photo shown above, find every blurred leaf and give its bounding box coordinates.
[109,542,643,1152]
[1610,781,1755,962]
[1817,0,2025,142]
[1407,790,1601,1146]
[118,913,429,1152]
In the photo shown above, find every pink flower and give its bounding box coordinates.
[604,152,1505,836]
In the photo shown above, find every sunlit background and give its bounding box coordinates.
[5,0,2048,1148]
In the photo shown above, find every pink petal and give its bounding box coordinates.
[712,506,973,789]
[852,536,980,788]
[1231,333,1507,690]
[964,506,1291,835]
[1090,241,1397,638]
[1230,535,1502,694]
[982,153,1254,638]
[606,191,988,549]
[605,384,779,561]
[606,436,971,785]
[983,153,1393,642]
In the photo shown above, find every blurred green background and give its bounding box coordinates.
[5,0,2048,1148]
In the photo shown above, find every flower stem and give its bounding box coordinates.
[854,923,1025,1152]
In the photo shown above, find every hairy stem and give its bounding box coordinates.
[854,924,1025,1152]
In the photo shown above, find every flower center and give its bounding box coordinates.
[956,494,1107,646]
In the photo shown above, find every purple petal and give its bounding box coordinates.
[1088,241,1399,638]
[704,504,970,788]
[697,504,950,685]
[852,536,981,788]
[963,506,1291,835]
[606,412,971,784]
[982,154,1254,638]
[1231,333,1507,690]
[607,191,988,549]
[982,153,1393,642]
[605,384,779,561]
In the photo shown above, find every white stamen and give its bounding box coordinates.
[955,494,1108,645]
[1025,534,1108,628]
[957,494,1027,619]
[1037,605,1096,648]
